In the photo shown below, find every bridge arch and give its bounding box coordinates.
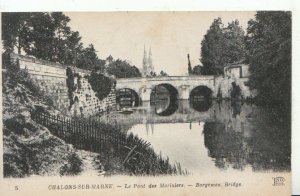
[150,83,179,103]
[189,85,213,112]
[116,88,141,107]
[189,85,213,100]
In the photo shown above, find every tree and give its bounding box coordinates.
[246,11,291,109]
[223,20,246,64]
[26,12,57,61]
[63,31,83,65]
[25,12,83,65]
[159,70,168,77]
[200,18,246,75]
[75,44,101,70]
[187,54,192,75]
[2,13,32,54]
[191,65,202,75]
[106,58,142,78]
[201,18,225,75]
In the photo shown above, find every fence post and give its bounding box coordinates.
[58,115,61,137]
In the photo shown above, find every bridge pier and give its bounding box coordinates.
[140,87,152,101]
[178,85,191,100]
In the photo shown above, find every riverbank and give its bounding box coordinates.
[2,68,110,177]
[2,69,187,177]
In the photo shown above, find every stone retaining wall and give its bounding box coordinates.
[70,71,116,117]
[10,53,116,116]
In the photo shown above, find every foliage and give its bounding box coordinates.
[145,70,168,77]
[187,54,192,75]
[159,70,168,77]
[76,44,103,70]
[146,71,157,77]
[59,152,83,176]
[66,67,76,106]
[1,12,103,70]
[106,58,142,78]
[1,13,32,54]
[35,113,189,176]
[87,72,114,100]
[5,60,42,97]
[2,12,141,76]
[200,18,246,75]
[191,65,202,75]
[245,11,291,109]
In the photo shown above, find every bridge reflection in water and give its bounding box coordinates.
[97,100,290,174]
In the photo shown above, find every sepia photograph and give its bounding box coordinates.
[0,8,295,196]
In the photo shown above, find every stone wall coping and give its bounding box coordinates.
[68,66,92,75]
[116,75,215,83]
[28,70,67,78]
[10,53,67,69]
[224,63,249,70]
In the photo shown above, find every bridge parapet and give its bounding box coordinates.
[116,75,215,83]
[116,76,216,101]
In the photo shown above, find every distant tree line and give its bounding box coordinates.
[192,11,291,109]
[145,70,168,77]
[96,56,142,78]
[1,12,141,78]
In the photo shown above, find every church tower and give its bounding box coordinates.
[142,45,155,77]
[142,45,148,77]
[148,47,154,73]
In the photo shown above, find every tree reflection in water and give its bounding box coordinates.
[203,102,291,172]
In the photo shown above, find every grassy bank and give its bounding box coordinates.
[3,67,188,177]
[2,69,86,177]
[32,112,189,176]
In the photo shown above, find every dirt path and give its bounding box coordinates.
[76,150,105,177]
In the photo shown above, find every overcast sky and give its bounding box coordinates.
[65,12,256,76]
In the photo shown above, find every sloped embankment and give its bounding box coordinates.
[2,78,94,177]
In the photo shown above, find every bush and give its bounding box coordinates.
[5,61,42,96]
[59,152,82,176]
[66,67,77,106]
[87,72,114,100]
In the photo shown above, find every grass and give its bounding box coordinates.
[59,152,83,176]
[34,113,189,176]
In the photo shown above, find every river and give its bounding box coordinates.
[97,99,291,175]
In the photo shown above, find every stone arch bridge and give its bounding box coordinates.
[116,76,217,101]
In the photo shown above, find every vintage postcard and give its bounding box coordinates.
[0,9,295,196]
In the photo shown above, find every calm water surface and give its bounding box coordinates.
[98,100,291,174]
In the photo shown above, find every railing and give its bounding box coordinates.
[31,112,150,156]
[31,111,188,175]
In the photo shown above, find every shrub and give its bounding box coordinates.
[87,72,114,100]
[59,152,82,176]
[6,61,43,96]
[66,67,77,106]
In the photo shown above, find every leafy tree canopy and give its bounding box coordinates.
[246,11,291,109]
[106,58,142,78]
[200,18,246,75]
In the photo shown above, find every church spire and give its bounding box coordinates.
[142,45,148,77]
[148,46,154,73]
